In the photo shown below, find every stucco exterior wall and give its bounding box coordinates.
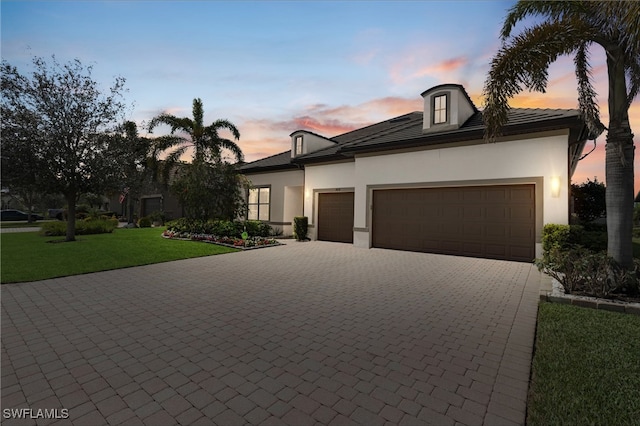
[351,133,570,256]
[244,169,304,235]
[303,161,355,239]
[303,132,571,257]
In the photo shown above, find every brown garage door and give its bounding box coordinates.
[318,192,354,243]
[372,185,535,262]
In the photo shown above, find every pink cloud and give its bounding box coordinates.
[413,56,468,79]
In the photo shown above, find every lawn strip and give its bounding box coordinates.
[527,302,640,425]
[1,227,238,283]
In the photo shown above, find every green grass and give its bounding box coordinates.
[528,302,640,425]
[1,227,238,283]
[0,221,49,228]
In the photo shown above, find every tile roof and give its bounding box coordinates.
[239,150,297,173]
[338,108,583,153]
[240,108,585,172]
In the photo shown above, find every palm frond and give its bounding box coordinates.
[217,138,244,163]
[593,2,640,58]
[211,119,241,140]
[483,20,585,140]
[152,134,187,153]
[501,0,587,39]
[148,113,194,136]
[627,58,640,108]
[574,43,606,138]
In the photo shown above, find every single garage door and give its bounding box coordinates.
[318,192,354,243]
[142,197,162,217]
[372,185,535,262]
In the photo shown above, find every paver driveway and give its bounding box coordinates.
[1,241,540,425]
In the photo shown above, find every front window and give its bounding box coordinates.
[248,187,270,221]
[433,94,447,124]
[295,136,303,155]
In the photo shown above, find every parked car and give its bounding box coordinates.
[0,209,45,221]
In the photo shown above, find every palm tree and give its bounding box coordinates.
[483,1,639,268]
[148,98,243,165]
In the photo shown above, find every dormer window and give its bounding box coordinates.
[433,94,448,124]
[295,136,303,155]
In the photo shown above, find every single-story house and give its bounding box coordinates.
[241,83,589,262]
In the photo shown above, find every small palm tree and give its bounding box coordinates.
[483,1,639,268]
[148,98,243,165]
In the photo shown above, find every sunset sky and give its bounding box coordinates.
[2,1,638,192]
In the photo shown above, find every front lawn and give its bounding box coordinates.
[528,302,640,425]
[1,227,238,283]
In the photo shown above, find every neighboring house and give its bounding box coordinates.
[107,178,182,221]
[240,83,590,262]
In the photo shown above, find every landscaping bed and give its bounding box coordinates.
[162,218,283,250]
[162,229,282,250]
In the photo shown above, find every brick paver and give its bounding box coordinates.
[1,240,540,425]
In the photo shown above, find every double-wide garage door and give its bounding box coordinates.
[372,185,535,262]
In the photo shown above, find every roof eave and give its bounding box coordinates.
[240,163,300,174]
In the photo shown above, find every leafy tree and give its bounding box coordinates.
[171,161,249,221]
[1,56,128,241]
[572,178,606,223]
[148,98,243,165]
[0,132,44,222]
[483,1,639,268]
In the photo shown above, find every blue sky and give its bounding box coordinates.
[2,0,638,190]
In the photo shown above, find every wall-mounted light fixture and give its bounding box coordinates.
[550,176,561,198]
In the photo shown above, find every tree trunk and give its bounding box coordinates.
[605,48,634,269]
[65,191,77,242]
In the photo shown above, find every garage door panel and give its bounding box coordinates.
[372,185,535,262]
[462,242,483,256]
[510,206,535,220]
[511,187,535,201]
[463,223,483,237]
[485,244,507,257]
[510,225,535,239]
[463,206,483,219]
[510,245,534,259]
[486,188,508,202]
[462,189,483,202]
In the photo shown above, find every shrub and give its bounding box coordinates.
[164,219,272,238]
[541,224,582,261]
[138,216,152,228]
[294,216,308,241]
[541,223,608,258]
[40,218,117,236]
[148,210,166,225]
[536,247,640,298]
